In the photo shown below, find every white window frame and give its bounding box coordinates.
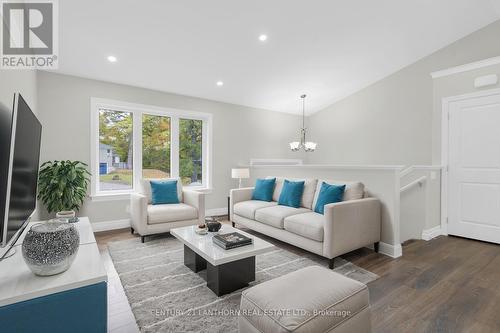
[90,98,213,200]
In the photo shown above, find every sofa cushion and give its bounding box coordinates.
[284,212,324,241]
[234,200,278,220]
[147,203,197,224]
[240,266,370,333]
[268,177,318,209]
[140,177,183,204]
[312,180,364,208]
[255,205,310,229]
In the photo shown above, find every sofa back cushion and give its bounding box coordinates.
[312,180,365,208]
[267,177,318,210]
[140,177,183,204]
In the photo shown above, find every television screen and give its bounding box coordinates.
[0,94,42,252]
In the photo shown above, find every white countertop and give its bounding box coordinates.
[171,224,275,266]
[0,217,107,307]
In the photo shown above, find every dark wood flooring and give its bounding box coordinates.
[95,225,500,333]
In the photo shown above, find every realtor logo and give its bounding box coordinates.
[1,0,58,69]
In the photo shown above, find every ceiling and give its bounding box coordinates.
[55,0,500,115]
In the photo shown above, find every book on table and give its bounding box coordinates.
[212,232,253,250]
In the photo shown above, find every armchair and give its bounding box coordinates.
[130,178,205,242]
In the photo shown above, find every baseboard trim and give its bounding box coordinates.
[421,225,444,241]
[92,219,131,232]
[378,242,402,258]
[206,207,227,216]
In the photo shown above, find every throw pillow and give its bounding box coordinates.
[314,182,346,214]
[252,178,276,201]
[150,180,180,205]
[278,180,305,208]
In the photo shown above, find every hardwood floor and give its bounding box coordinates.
[96,226,500,333]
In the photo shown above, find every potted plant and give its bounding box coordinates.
[37,160,91,221]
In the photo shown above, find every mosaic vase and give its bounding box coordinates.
[22,222,80,276]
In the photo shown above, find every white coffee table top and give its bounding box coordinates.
[171,224,275,266]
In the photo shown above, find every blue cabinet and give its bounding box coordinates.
[0,282,107,333]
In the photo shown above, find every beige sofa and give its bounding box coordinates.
[130,178,205,242]
[230,177,381,268]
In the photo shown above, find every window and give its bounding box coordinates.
[180,118,203,186]
[98,109,133,192]
[142,114,171,179]
[91,99,211,198]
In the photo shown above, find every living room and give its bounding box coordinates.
[1,1,500,332]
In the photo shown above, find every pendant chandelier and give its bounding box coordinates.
[289,94,317,152]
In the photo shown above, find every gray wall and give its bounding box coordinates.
[307,19,500,166]
[37,71,304,223]
[0,70,37,114]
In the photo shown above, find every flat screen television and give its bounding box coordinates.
[0,93,42,259]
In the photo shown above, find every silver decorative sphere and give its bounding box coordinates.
[22,222,80,276]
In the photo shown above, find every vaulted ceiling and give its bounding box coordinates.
[55,0,500,114]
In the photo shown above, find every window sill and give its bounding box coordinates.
[90,193,132,202]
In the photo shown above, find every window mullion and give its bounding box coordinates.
[133,111,142,187]
[171,116,180,179]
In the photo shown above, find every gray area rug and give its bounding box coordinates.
[108,232,378,332]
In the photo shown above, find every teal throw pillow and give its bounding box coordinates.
[252,178,276,201]
[150,180,180,205]
[314,182,346,214]
[278,180,305,208]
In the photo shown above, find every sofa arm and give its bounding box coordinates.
[229,187,254,221]
[322,198,381,259]
[130,193,148,234]
[183,190,205,224]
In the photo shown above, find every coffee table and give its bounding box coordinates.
[170,224,275,296]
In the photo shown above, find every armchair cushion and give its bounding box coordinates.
[140,177,183,204]
[147,203,197,224]
[234,200,277,220]
[255,205,310,229]
[284,212,324,242]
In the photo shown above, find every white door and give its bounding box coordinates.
[448,91,500,244]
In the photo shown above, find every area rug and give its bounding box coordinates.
[108,233,378,332]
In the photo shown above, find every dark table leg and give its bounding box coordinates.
[206,256,255,296]
[183,245,207,273]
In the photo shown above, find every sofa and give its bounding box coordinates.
[230,177,381,267]
[130,178,205,242]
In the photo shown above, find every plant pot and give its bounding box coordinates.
[56,210,76,222]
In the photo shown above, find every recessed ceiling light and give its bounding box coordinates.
[216,81,224,86]
[107,55,117,63]
[258,34,268,41]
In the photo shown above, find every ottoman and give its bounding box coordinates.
[239,266,371,333]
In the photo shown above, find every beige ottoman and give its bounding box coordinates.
[239,266,371,333]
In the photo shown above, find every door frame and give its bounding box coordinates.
[441,88,500,236]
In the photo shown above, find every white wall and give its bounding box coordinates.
[307,19,500,166]
[36,71,305,223]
